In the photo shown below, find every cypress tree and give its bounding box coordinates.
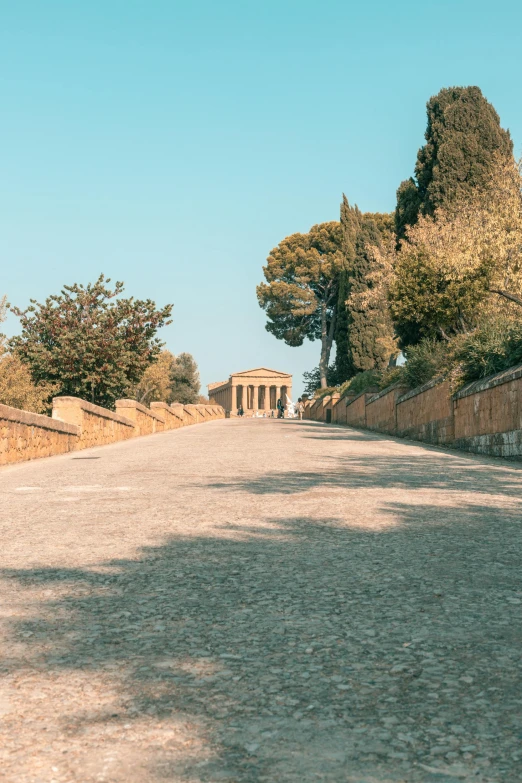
[335,195,359,382]
[395,86,513,240]
[335,197,395,380]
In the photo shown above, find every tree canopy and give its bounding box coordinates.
[335,199,396,381]
[389,158,522,346]
[10,276,173,408]
[257,222,345,388]
[395,86,513,240]
[133,350,176,405]
[132,349,201,405]
[169,352,200,404]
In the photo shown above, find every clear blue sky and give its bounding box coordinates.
[1,1,521,398]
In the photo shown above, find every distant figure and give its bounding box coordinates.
[238,405,244,417]
[277,398,284,419]
[296,397,304,420]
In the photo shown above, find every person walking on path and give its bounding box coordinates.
[296,397,304,420]
[276,398,284,419]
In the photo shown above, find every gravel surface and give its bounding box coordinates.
[0,418,521,783]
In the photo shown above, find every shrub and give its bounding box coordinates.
[378,366,406,390]
[342,369,382,397]
[0,353,57,413]
[403,338,450,389]
[315,386,339,399]
[451,318,522,388]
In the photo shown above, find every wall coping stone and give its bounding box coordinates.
[150,402,170,411]
[2,402,79,435]
[367,383,408,405]
[453,363,522,400]
[344,387,380,406]
[397,376,445,405]
[116,399,164,421]
[53,396,134,428]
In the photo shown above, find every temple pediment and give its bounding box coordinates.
[231,367,291,379]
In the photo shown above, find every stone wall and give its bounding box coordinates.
[396,379,454,445]
[53,397,135,449]
[452,365,522,457]
[303,365,522,459]
[332,395,350,425]
[150,402,183,429]
[115,399,165,436]
[365,384,409,434]
[1,403,79,466]
[345,390,379,428]
[1,396,225,467]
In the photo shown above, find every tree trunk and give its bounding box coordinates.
[319,306,336,388]
[319,304,328,388]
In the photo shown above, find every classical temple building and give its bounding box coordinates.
[208,367,292,416]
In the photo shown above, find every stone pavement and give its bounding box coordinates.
[0,418,521,783]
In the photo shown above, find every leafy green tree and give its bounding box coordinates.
[335,197,397,380]
[169,352,200,404]
[302,364,338,396]
[257,222,345,388]
[132,350,176,405]
[395,86,513,240]
[10,275,173,408]
[0,295,57,412]
[390,157,522,346]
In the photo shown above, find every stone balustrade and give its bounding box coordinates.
[1,396,225,467]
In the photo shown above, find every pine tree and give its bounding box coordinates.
[395,86,513,240]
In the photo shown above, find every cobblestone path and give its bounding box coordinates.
[1,418,521,783]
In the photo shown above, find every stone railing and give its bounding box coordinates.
[1,396,225,467]
[303,363,522,459]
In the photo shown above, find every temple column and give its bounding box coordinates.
[253,384,260,413]
[231,382,237,414]
[244,385,249,411]
[276,386,281,410]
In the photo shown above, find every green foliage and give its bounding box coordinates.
[335,197,396,378]
[342,369,382,396]
[169,352,200,404]
[395,86,513,238]
[0,296,58,413]
[302,364,338,397]
[334,269,354,382]
[395,178,421,243]
[315,386,339,400]
[10,275,173,409]
[378,366,405,390]
[451,318,522,388]
[402,338,450,388]
[258,222,345,388]
[388,242,490,347]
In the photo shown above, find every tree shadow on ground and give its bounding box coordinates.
[207,439,522,500]
[2,496,522,781]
